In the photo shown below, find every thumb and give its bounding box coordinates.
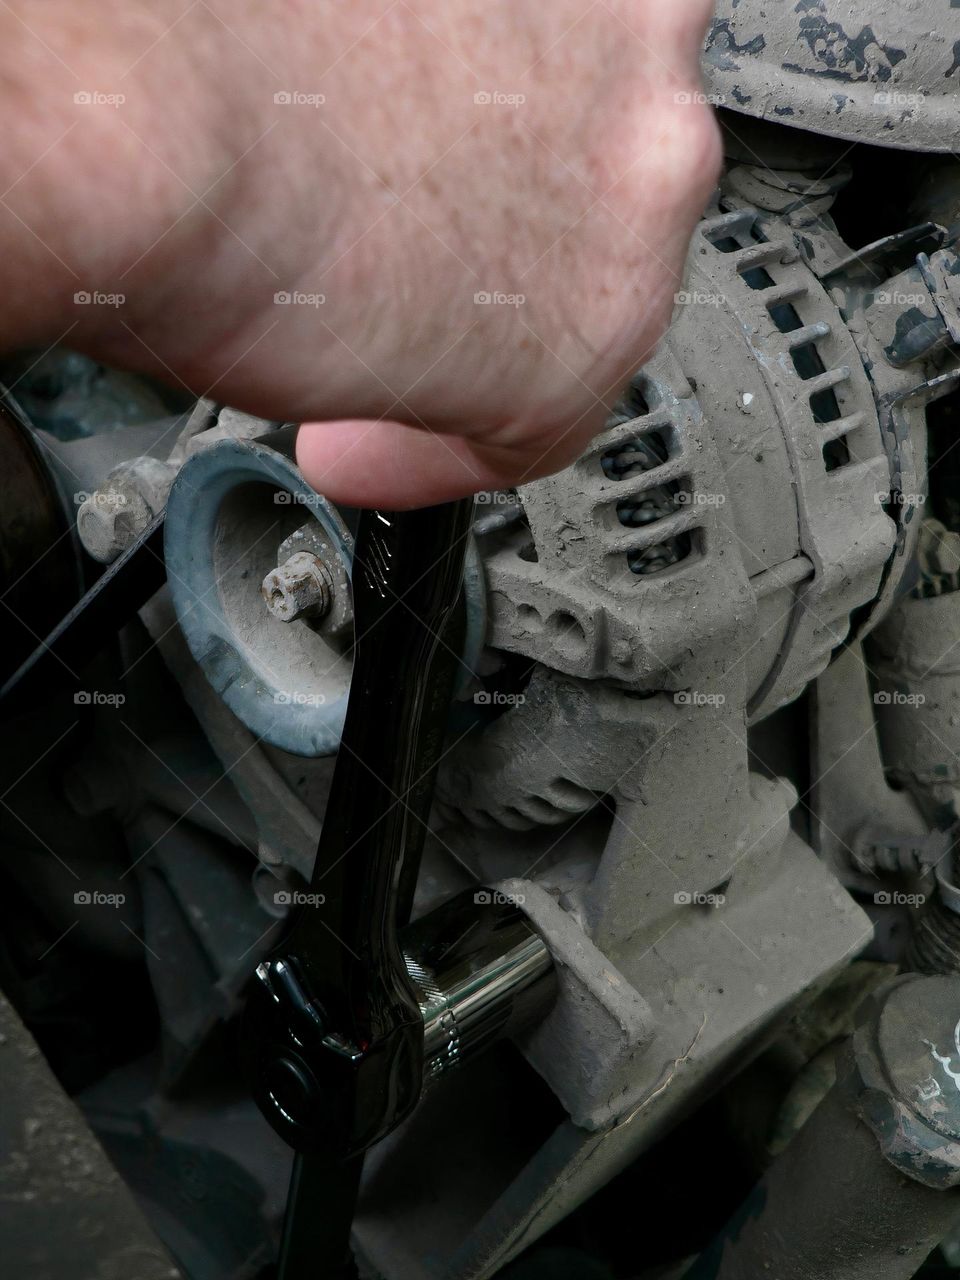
[296,418,515,510]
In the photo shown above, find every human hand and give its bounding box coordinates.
[0,0,720,507]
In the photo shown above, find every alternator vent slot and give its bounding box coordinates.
[597,423,694,575]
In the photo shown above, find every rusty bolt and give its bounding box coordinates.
[261,551,334,623]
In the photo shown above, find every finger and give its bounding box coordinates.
[296,419,516,510]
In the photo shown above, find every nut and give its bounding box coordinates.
[262,551,334,623]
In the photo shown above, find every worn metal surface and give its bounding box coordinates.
[853,974,960,1188]
[0,991,181,1280]
[75,402,279,564]
[136,174,947,1276]
[0,512,166,717]
[684,975,960,1279]
[0,393,81,682]
[271,523,355,642]
[163,431,357,757]
[703,0,960,153]
[20,94,960,1280]
[353,834,871,1278]
[870,587,960,829]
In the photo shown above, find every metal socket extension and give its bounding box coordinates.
[402,887,556,1086]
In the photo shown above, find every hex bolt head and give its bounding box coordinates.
[262,551,334,623]
[76,486,151,564]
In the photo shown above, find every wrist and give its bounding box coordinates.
[0,1,275,355]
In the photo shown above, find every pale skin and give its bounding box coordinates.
[0,0,721,508]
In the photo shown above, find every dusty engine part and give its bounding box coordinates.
[261,551,335,626]
[162,427,486,758]
[265,524,354,641]
[75,401,281,564]
[0,347,183,440]
[870,586,960,830]
[478,195,929,718]
[0,393,83,681]
[436,666,634,831]
[686,975,960,1280]
[906,882,960,977]
[9,25,960,1280]
[702,0,959,153]
[41,135,956,1279]
[163,428,357,757]
[0,991,182,1280]
[76,456,178,565]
